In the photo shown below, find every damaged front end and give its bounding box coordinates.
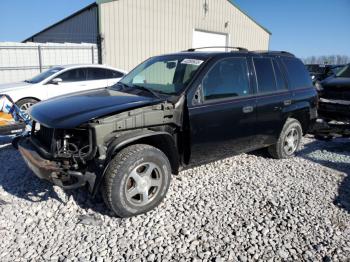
[18,123,97,191]
[17,99,183,193]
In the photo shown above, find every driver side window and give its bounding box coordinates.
[58,69,87,83]
[202,58,250,101]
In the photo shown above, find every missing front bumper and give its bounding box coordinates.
[18,138,95,191]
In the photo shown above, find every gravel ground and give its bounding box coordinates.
[0,135,349,261]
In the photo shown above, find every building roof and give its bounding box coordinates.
[227,0,271,35]
[96,0,271,35]
[23,0,271,43]
[22,3,98,43]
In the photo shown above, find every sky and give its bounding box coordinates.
[0,0,349,59]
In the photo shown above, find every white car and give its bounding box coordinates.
[0,64,127,111]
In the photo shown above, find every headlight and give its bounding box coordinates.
[315,81,323,91]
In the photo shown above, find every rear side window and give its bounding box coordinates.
[272,60,287,90]
[106,70,124,79]
[282,58,312,89]
[253,58,277,93]
[203,57,250,101]
[86,68,107,80]
[59,69,86,82]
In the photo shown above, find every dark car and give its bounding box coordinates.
[317,63,350,121]
[16,48,317,217]
[306,64,345,83]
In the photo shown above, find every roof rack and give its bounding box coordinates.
[253,50,295,57]
[185,46,248,52]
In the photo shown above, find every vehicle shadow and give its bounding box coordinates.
[297,137,350,213]
[0,136,112,216]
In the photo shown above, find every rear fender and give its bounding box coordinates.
[282,101,316,133]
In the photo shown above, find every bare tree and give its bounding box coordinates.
[303,55,350,65]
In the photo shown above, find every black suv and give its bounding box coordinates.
[316,63,350,121]
[16,48,317,217]
[306,64,345,83]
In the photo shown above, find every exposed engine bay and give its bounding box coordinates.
[22,100,183,192]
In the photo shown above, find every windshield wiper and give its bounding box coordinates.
[130,84,162,99]
[113,82,162,99]
[24,80,32,83]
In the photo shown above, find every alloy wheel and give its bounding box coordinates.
[125,162,163,206]
[19,102,34,113]
[283,127,299,155]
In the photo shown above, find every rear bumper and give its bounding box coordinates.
[18,138,96,190]
[310,118,350,136]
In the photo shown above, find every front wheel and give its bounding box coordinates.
[16,98,38,113]
[268,118,303,159]
[102,144,172,217]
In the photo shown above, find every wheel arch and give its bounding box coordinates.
[93,130,180,196]
[107,129,180,172]
[16,97,41,104]
[284,105,311,134]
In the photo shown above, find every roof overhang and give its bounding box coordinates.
[228,0,271,35]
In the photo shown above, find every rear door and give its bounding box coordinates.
[253,57,291,146]
[47,68,87,98]
[86,68,110,89]
[187,56,257,165]
[105,69,125,86]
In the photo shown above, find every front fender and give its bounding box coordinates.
[105,129,175,160]
[92,129,178,196]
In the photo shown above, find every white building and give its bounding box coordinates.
[23,0,271,71]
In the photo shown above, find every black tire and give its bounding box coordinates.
[102,144,172,217]
[16,98,38,113]
[268,118,303,159]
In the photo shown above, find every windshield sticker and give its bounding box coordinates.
[181,59,204,66]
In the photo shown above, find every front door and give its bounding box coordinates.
[188,57,257,166]
[47,68,88,99]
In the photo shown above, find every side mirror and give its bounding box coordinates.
[51,78,62,85]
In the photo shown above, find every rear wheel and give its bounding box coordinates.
[102,144,171,217]
[16,98,38,113]
[268,118,302,159]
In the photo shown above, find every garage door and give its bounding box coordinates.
[192,30,228,51]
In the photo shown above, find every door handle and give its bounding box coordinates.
[242,106,254,113]
[284,100,292,106]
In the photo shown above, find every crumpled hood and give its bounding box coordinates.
[29,88,162,128]
[0,82,32,93]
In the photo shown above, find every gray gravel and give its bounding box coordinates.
[0,135,349,261]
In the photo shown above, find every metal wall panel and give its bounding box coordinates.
[26,5,98,44]
[99,0,270,71]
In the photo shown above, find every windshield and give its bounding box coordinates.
[26,67,64,84]
[120,55,205,95]
[336,64,350,78]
